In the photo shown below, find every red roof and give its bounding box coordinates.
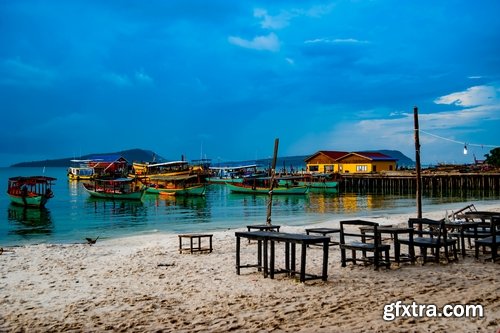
[336,151,397,161]
[304,151,349,162]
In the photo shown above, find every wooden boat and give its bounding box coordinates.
[7,176,56,208]
[278,173,339,193]
[226,177,309,195]
[130,161,193,178]
[67,159,95,180]
[82,178,145,200]
[207,164,262,184]
[145,175,207,196]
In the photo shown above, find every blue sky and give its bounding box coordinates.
[1,0,499,167]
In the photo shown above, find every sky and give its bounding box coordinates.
[1,0,500,167]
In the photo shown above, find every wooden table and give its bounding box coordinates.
[304,227,341,246]
[178,234,213,254]
[445,220,483,257]
[359,226,413,263]
[235,231,330,282]
[247,224,281,232]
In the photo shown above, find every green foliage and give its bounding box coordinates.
[484,147,500,167]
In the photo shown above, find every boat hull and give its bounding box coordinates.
[147,184,207,196]
[83,188,146,200]
[226,183,309,195]
[8,194,48,208]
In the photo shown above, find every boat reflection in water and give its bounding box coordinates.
[7,204,53,236]
[85,196,146,217]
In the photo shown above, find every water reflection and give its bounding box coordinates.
[85,197,146,217]
[7,205,53,236]
[143,193,211,222]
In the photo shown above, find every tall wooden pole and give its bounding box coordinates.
[413,106,422,218]
[266,138,279,225]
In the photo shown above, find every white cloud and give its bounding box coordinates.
[135,70,153,85]
[434,85,500,107]
[304,37,369,44]
[102,72,132,86]
[0,58,55,87]
[285,57,295,65]
[228,33,280,52]
[254,8,293,30]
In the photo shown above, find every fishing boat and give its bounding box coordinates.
[226,176,309,195]
[7,176,57,208]
[67,159,95,180]
[207,164,262,184]
[145,174,207,196]
[278,173,339,193]
[82,178,146,200]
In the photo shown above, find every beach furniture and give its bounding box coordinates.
[398,218,458,265]
[305,227,341,246]
[359,225,413,264]
[178,234,213,254]
[339,220,390,270]
[474,216,500,262]
[235,231,330,283]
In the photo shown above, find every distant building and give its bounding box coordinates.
[305,150,397,174]
[304,151,349,173]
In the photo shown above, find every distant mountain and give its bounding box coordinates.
[11,148,415,169]
[10,149,166,167]
[371,150,415,167]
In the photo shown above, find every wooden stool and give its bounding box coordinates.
[178,234,213,254]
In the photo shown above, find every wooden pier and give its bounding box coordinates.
[340,172,500,195]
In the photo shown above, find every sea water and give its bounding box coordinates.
[1,167,499,246]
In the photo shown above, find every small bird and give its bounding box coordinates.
[85,236,99,245]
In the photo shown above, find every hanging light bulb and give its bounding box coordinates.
[463,143,468,155]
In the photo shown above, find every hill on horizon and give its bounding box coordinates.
[10,148,415,168]
[10,149,165,167]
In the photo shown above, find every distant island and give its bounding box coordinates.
[10,149,163,167]
[10,149,415,168]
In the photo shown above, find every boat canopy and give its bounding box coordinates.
[209,164,258,171]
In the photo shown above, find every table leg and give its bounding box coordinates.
[270,240,275,279]
[394,234,401,263]
[285,242,290,275]
[263,239,268,278]
[300,243,307,283]
[190,237,194,254]
[322,240,328,281]
[257,240,262,272]
[291,243,296,277]
[236,236,241,275]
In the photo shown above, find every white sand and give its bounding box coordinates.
[1,203,499,332]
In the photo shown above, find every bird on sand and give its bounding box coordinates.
[85,236,99,245]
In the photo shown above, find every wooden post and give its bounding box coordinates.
[414,106,422,219]
[266,138,279,225]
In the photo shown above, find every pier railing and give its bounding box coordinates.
[339,172,500,196]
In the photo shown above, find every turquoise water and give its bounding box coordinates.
[2,167,499,246]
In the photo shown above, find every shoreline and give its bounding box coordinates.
[1,204,499,332]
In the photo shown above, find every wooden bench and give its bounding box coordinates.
[178,234,213,254]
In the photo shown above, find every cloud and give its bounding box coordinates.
[228,33,280,52]
[102,72,132,87]
[254,8,293,30]
[135,70,153,85]
[304,38,369,45]
[434,84,500,107]
[102,70,154,87]
[0,58,55,87]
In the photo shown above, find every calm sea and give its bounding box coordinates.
[2,167,499,246]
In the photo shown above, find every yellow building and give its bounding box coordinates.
[304,151,349,173]
[305,151,397,174]
[336,152,397,173]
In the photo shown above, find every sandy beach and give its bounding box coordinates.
[1,204,499,333]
